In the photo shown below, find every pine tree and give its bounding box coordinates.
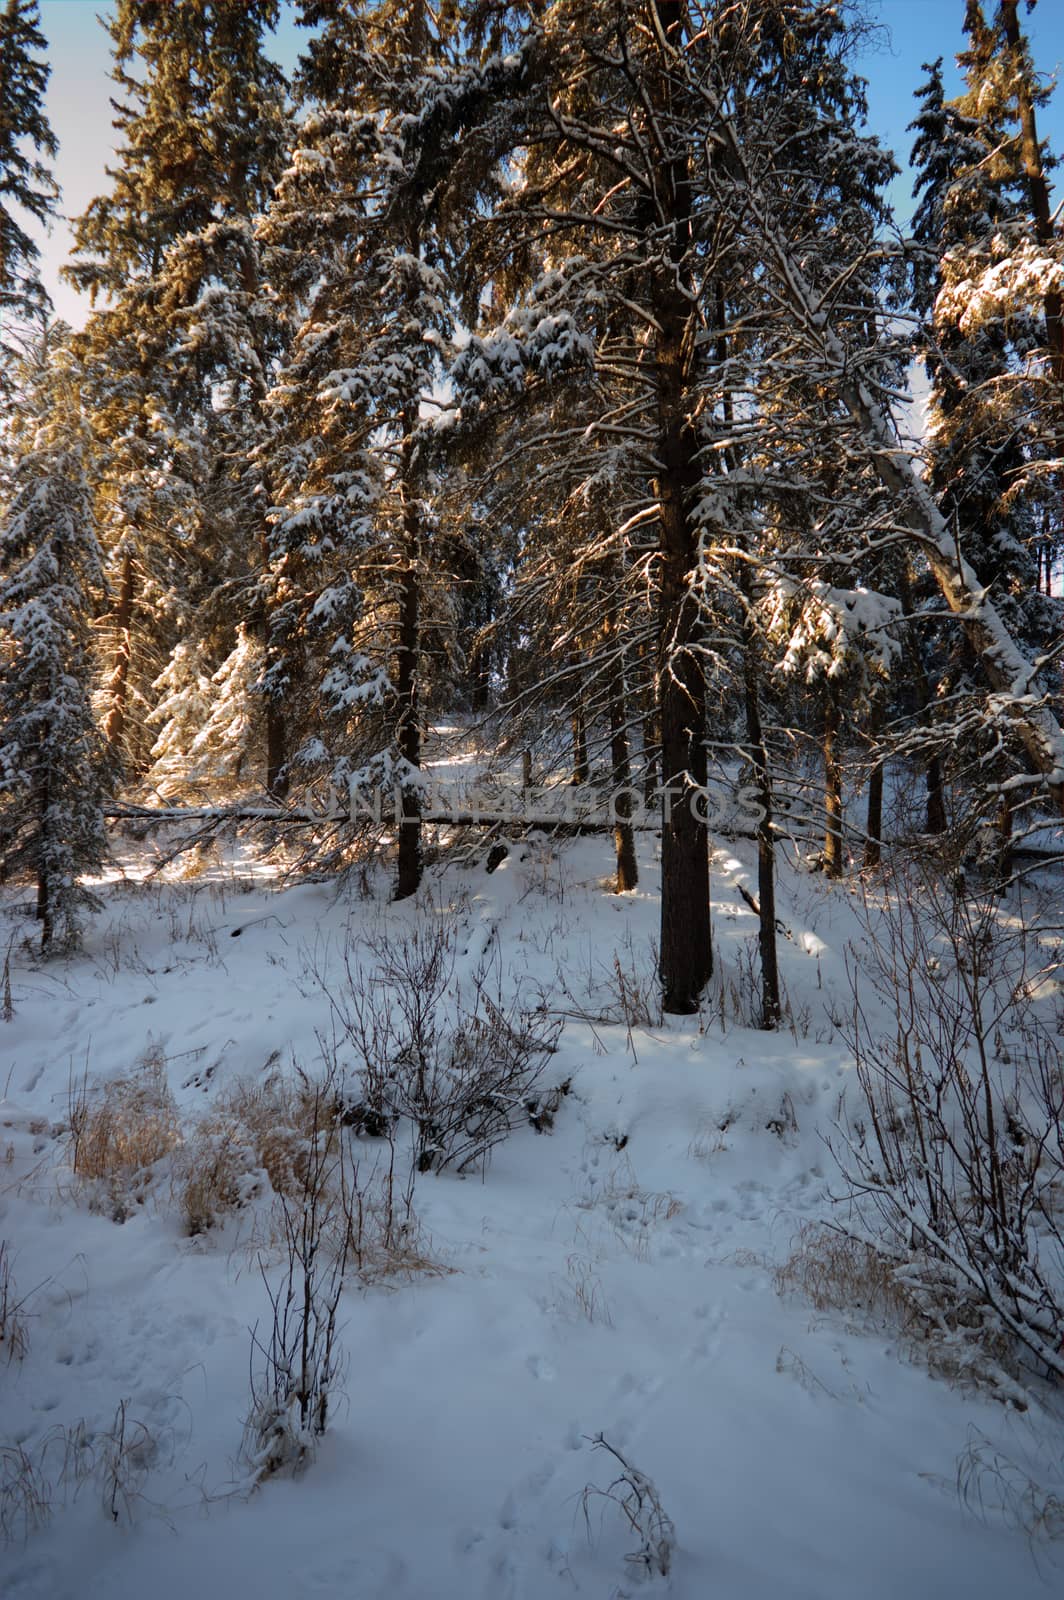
[0,332,107,952]
[0,0,58,377]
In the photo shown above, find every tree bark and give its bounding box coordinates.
[823,685,844,879]
[394,424,422,902]
[653,0,712,1014]
[740,595,781,1028]
[606,619,638,892]
[103,548,135,753]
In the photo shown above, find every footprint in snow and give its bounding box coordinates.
[691,1301,726,1362]
[615,1370,663,1400]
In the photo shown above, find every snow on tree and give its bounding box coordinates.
[0,335,107,952]
[0,0,57,379]
[64,0,291,776]
[145,641,215,800]
[259,0,472,896]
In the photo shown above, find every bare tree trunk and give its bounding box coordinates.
[394,453,422,901]
[35,767,52,952]
[740,595,780,1028]
[607,625,638,892]
[823,685,844,879]
[103,549,135,753]
[864,759,884,870]
[654,0,712,1014]
[570,687,589,785]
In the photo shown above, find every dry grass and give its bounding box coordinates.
[68,1049,181,1220]
[0,1241,29,1362]
[773,1221,1029,1403]
[774,1221,916,1328]
[174,1069,333,1236]
[0,1442,51,1544]
[175,1067,438,1284]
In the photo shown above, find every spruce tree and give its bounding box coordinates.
[448,0,900,1009]
[64,0,291,776]
[0,332,107,952]
[0,0,57,377]
[261,0,466,897]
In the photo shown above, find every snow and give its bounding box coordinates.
[1,835,1062,1598]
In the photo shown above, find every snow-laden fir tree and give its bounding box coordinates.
[260,0,470,896]
[908,7,1064,841]
[64,0,291,776]
[448,0,903,1008]
[145,641,214,800]
[0,0,57,382]
[0,333,107,952]
[910,34,1058,653]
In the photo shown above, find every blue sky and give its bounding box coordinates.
[34,0,1064,328]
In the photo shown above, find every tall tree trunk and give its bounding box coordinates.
[394,426,422,902]
[570,688,589,785]
[864,758,884,870]
[258,525,289,802]
[740,592,781,1028]
[103,548,134,753]
[823,684,844,879]
[656,361,711,1008]
[35,767,52,952]
[895,566,947,835]
[606,618,638,892]
[654,0,712,1014]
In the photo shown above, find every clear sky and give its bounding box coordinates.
[32,0,1064,329]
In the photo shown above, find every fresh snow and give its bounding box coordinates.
[1,833,1063,1598]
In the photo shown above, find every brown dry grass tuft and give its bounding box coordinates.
[774,1220,916,1328]
[69,1048,180,1218]
[175,1070,336,1235]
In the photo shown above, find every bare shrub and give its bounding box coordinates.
[242,1077,350,1483]
[0,1241,30,1362]
[705,940,764,1033]
[581,1434,676,1580]
[323,920,562,1175]
[834,869,1064,1398]
[69,1047,181,1220]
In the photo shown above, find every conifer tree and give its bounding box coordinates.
[261,0,466,897]
[448,0,901,1009]
[0,332,107,952]
[65,0,291,775]
[0,0,57,377]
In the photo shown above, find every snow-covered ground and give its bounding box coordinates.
[1,831,1062,1598]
